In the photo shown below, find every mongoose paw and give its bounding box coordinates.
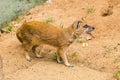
[65,63,73,67]
[26,57,32,62]
[57,61,63,64]
[36,55,44,58]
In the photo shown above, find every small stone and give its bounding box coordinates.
[82,43,88,47]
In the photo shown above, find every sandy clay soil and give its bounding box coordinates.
[0,0,120,80]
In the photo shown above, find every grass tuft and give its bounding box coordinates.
[76,38,83,43]
[59,23,64,28]
[7,26,13,32]
[52,52,57,61]
[72,52,78,58]
[44,17,54,23]
[113,70,120,79]
[87,7,95,14]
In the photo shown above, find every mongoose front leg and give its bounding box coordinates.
[25,52,32,62]
[58,47,73,67]
[23,44,33,62]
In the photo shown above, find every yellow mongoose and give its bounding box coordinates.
[16,20,94,67]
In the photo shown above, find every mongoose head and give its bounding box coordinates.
[71,20,95,38]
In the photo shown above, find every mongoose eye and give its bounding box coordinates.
[76,21,81,29]
[83,24,89,28]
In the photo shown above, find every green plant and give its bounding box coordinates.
[87,7,95,14]
[44,17,53,23]
[52,52,57,61]
[76,38,83,43]
[7,26,13,32]
[113,70,120,79]
[59,23,64,28]
[102,45,112,53]
[72,52,78,58]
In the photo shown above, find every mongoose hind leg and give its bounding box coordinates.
[33,45,44,58]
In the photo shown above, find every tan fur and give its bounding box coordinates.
[16,20,90,67]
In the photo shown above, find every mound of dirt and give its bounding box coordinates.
[0,0,120,80]
[0,55,3,80]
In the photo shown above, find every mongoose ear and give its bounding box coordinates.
[76,21,81,29]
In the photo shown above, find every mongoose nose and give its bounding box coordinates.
[92,27,95,30]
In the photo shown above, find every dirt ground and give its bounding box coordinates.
[0,0,120,80]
